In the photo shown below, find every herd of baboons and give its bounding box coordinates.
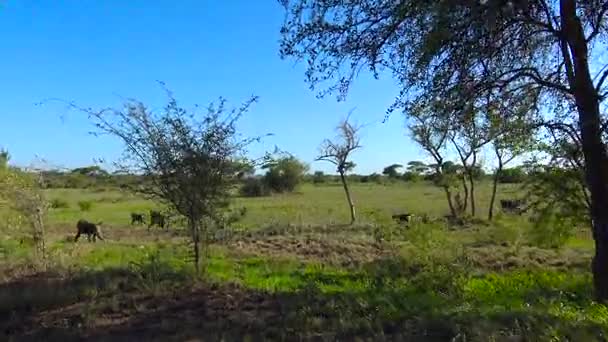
[74,199,526,242]
[75,210,168,242]
[390,197,527,225]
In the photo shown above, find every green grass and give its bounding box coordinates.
[45,181,523,228]
[1,182,603,340]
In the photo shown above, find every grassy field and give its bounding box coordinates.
[43,182,523,227]
[0,181,604,341]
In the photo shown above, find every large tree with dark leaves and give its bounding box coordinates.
[280,0,608,300]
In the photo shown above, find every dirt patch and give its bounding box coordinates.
[467,245,592,271]
[4,281,308,341]
[228,235,396,267]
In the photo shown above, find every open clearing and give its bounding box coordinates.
[0,182,604,341]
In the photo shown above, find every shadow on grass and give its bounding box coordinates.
[1,256,607,341]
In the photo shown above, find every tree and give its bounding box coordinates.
[317,118,362,224]
[0,154,48,269]
[486,91,538,220]
[406,161,429,175]
[498,167,527,184]
[71,165,109,177]
[85,92,260,273]
[263,156,308,193]
[0,149,10,169]
[382,164,403,179]
[312,170,326,184]
[280,1,608,300]
[410,109,458,217]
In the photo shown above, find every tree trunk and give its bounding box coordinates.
[443,186,457,217]
[189,219,200,274]
[489,159,503,221]
[468,171,476,217]
[460,174,469,214]
[468,151,477,217]
[339,171,356,224]
[561,0,608,301]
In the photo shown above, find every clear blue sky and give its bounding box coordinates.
[0,0,426,175]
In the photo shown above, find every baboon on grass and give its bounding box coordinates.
[131,212,145,225]
[75,219,104,242]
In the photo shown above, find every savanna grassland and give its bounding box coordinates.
[0,181,604,341]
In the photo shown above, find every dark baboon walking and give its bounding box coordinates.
[75,219,104,242]
[391,213,412,224]
[148,210,167,230]
[500,199,526,214]
[131,212,145,225]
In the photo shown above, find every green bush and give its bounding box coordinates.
[498,167,527,183]
[77,200,93,211]
[527,208,576,249]
[263,156,308,193]
[50,198,69,209]
[360,173,382,184]
[485,216,526,248]
[312,171,325,184]
[239,178,269,197]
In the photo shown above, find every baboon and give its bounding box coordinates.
[500,199,526,214]
[148,210,167,230]
[131,212,145,225]
[392,213,412,224]
[75,219,104,242]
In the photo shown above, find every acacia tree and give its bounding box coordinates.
[317,118,362,224]
[84,92,260,273]
[486,91,538,220]
[382,164,403,179]
[409,107,458,217]
[0,154,48,269]
[280,0,608,300]
[449,115,492,217]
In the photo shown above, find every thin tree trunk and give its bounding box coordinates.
[561,0,608,301]
[489,160,503,221]
[468,151,478,217]
[468,171,476,217]
[460,174,469,214]
[339,171,356,224]
[189,219,200,274]
[443,186,457,217]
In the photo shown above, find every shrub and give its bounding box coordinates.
[498,167,527,183]
[77,200,93,211]
[402,171,422,182]
[312,171,325,184]
[50,198,69,209]
[484,216,526,248]
[527,208,576,249]
[263,156,308,193]
[361,173,382,184]
[239,178,269,197]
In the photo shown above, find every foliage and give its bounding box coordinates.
[360,173,382,184]
[316,117,362,223]
[312,171,325,184]
[279,0,608,298]
[0,159,48,267]
[382,164,402,179]
[498,167,527,183]
[84,88,262,273]
[263,156,308,193]
[239,177,270,197]
[77,200,93,212]
[71,165,109,177]
[50,198,69,209]
[528,207,578,249]
[401,171,421,182]
[524,165,590,228]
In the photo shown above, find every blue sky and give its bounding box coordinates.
[0,0,426,174]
